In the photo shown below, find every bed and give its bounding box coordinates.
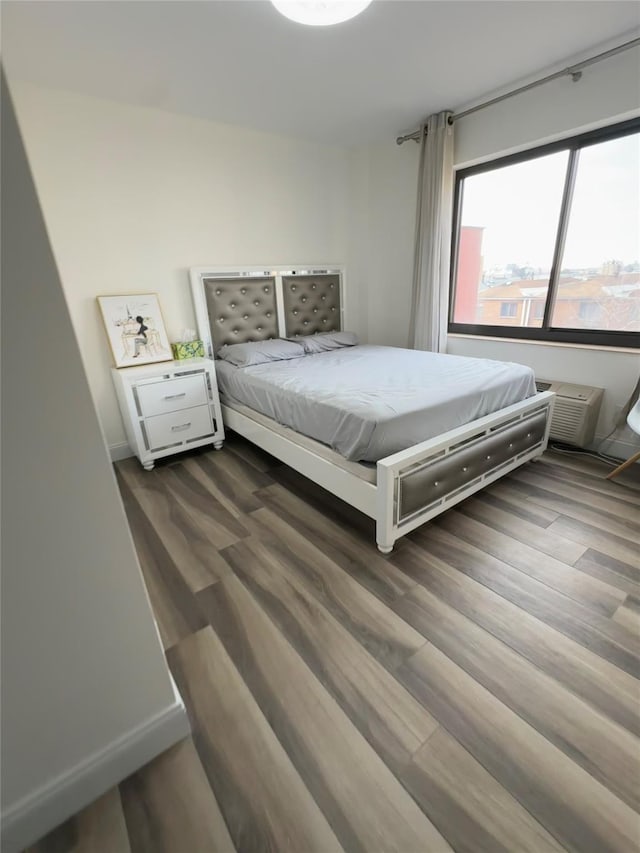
[190,266,555,552]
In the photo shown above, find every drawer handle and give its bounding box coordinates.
[171,422,192,432]
[164,392,187,400]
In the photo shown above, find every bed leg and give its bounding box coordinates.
[377,543,394,555]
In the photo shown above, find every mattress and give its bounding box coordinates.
[215,344,536,462]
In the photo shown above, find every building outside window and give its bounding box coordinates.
[533,301,545,320]
[449,119,640,348]
[578,300,603,323]
[500,302,518,318]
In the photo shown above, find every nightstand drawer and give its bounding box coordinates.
[137,374,208,417]
[145,405,214,450]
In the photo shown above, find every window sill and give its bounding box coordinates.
[447,333,640,355]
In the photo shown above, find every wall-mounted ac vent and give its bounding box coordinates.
[535,379,604,448]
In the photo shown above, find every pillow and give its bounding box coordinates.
[217,338,305,367]
[292,330,359,354]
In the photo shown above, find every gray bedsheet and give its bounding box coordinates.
[215,345,536,462]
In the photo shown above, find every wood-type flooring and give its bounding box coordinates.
[27,435,640,853]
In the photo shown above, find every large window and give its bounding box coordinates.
[449,119,640,348]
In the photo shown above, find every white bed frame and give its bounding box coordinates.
[189,265,554,553]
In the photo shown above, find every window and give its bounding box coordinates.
[578,301,602,323]
[500,302,518,318]
[449,119,640,348]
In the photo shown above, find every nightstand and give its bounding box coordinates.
[112,358,224,470]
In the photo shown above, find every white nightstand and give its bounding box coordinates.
[112,358,224,470]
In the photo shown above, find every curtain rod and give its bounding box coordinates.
[396,36,640,145]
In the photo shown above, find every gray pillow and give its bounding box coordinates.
[293,331,359,354]
[217,338,305,367]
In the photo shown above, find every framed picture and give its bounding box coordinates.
[97,293,172,368]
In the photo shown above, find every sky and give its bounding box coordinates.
[460,132,640,272]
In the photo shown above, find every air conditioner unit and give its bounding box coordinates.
[535,379,604,448]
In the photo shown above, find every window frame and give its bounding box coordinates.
[448,117,640,349]
[499,302,518,318]
[532,301,546,320]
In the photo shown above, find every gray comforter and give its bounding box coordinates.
[215,344,536,462]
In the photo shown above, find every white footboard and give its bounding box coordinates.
[375,392,555,553]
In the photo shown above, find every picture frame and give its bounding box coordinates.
[97,293,173,368]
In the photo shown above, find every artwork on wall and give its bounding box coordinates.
[97,293,172,368]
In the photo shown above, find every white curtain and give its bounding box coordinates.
[409,111,455,352]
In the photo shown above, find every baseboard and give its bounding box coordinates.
[1,698,190,853]
[592,432,640,462]
[109,441,134,462]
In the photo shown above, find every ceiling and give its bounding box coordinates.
[2,1,639,145]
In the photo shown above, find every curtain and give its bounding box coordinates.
[409,111,454,352]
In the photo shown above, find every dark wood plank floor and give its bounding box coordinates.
[28,437,640,853]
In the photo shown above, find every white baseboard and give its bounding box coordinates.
[1,698,190,853]
[109,441,134,462]
[592,432,640,463]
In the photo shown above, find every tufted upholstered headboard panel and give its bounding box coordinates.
[191,267,344,356]
[202,276,278,352]
[282,274,341,338]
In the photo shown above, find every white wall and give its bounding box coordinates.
[347,141,420,346]
[1,75,188,852]
[9,81,352,453]
[454,46,640,167]
[347,42,640,455]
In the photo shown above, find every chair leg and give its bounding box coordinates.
[606,449,640,480]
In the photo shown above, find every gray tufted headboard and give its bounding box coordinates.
[202,276,278,353]
[282,274,341,338]
[191,266,344,356]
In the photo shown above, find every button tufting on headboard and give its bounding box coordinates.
[203,276,278,352]
[282,274,341,337]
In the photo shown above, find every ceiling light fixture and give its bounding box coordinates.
[271,0,372,26]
